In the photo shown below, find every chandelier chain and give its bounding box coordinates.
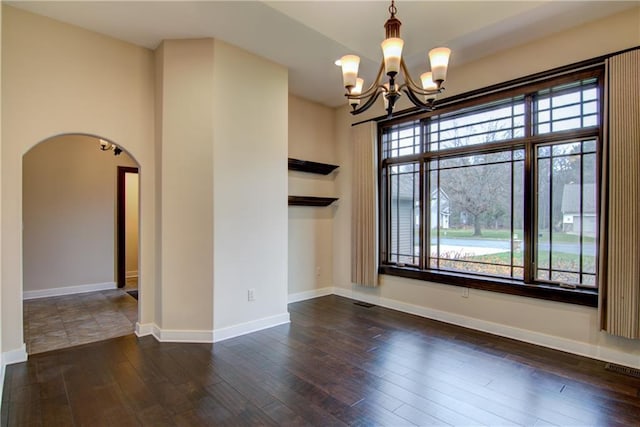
[388,0,397,17]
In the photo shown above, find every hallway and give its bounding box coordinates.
[23,279,138,354]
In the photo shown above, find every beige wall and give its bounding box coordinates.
[153,38,289,339]
[333,7,640,366]
[156,39,215,334]
[23,135,136,293]
[1,6,156,353]
[125,171,139,277]
[212,39,289,334]
[288,95,338,298]
[3,7,290,353]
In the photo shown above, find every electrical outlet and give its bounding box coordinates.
[462,287,469,298]
[316,267,321,276]
[248,288,256,301]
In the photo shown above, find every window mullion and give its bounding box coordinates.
[579,143,585,284]
[420,119,429,269]
[524,94,535,283]
[510,150,515,278]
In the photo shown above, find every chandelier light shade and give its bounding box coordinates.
[339,0,451,117]
[341,55,360,88]
[429,47,452,82]
[381,37,404,75]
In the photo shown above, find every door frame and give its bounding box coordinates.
[117,166,139,288]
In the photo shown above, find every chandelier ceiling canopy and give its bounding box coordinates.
[339,0,451,117]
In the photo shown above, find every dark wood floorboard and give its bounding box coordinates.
[2,295,640,426]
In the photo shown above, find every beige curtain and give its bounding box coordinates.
[601,49,640,338]
[351,122,378,287]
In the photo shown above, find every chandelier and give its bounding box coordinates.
[99,138,122,156]
[339,0,451,117]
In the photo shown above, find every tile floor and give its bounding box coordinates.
[23,279,138,355]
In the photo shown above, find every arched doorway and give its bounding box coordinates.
[22,134,141,354]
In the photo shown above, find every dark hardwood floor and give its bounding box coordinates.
[2,295,640,426]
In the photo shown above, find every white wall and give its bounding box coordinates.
[125,172,139,278]
[333,7,640,367]
[23,135,136,295]
[288,95,338,301]
[212,39,289,339]
[1,6,156,355]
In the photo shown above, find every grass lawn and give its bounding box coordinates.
[436,228,595,243]
[461,251,596,283]
[466,251,594,267]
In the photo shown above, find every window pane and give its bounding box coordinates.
[583,88,597,101]
[428,97,525,151]
[583,101,597,115]
[537,157,551,276]
[512,160,525,277]
[382,121,421,159]
[535,141,597,287]
[552,91,580,108]
[389,163,420,266]
[583,140,597,153]
[428,150,524,279]
[536,78,598,134]
[583,115,598,127]
[552,118,582,132]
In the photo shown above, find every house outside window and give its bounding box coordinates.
[379,66,603,306]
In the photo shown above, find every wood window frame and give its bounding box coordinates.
[377,63,605,307]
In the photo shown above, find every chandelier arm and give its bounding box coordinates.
[365,61,387,96]
[350,90,384,115]
[346,61,386,100]
[398,81,444,96]
[402,87,435,110]
[399,58,442,96]
[399,58,423,93]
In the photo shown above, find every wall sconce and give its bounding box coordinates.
[99,138,122,156]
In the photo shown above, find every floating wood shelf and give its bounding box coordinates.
[288,158,339,175]
[288,196,338,207]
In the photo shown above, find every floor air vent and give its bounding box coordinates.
[354,301,376,308]
[605,363,640,378]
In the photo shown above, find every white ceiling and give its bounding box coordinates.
[6,1,637,107]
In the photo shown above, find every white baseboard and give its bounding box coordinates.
[136,313,290,344]
[332,286,640,370]
[23,282,117,300]
[0,344,28,403]
[135,322,155,337]
[0,356,3,404]
[213,312,291,343]
[126,271,138,279]
[2,344,28,367]
[288,287,334,303]
[152,326,214,343]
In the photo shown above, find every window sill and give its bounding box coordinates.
[378,265,598,307]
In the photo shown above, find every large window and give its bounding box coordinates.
[379,70,602,305]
